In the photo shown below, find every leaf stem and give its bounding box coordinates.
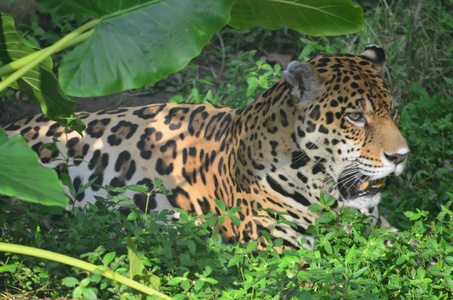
[0,30,94,79]
[0,242,171,299]
[0,19,100,92]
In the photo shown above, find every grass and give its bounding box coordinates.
[1,0,453,298]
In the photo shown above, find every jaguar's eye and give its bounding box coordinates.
[347,112,365,123]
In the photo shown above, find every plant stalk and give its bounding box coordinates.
[0,242,171,299]
[0,30,95,79]
[0,19,100,92]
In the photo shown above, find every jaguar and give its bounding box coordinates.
[4,45,409,250]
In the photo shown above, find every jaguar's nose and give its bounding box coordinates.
[384,151,408,165]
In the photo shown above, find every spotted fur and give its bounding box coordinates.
[5,46,409,250]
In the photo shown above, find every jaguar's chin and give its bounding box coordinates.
[337,170,387,200]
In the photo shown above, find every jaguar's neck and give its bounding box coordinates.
[236,78,298,162]
[227,80,300,184]
[227,79,333,213]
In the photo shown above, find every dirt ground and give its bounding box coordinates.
[0,49,292,127]
[0,90,174,127]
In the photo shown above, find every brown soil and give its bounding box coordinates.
[0,90,174,127]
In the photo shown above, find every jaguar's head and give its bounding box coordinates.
[285,45,409,206]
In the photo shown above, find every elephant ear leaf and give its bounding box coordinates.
[36,0,236,97]
[229,0,364,36]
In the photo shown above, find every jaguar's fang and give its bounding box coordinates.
[359,181,370,191]
[359,178,387,191]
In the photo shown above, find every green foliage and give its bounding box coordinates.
[22,13,89,49]
[0,127,69,206]
[0,13,80,130]
[1,186,452,299]
[230,0,364,36]
[0,241,169,299]
[361,0,453,227]
[38,0,236,97]
[169,51,283,108]
[380,83,453,228]
[360,0,453,97]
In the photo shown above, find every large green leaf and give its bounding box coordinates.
[0,127,69,207]
[229,0,364,36]
[37,0,235,97]
[0,13,77,125]
[36,0,163,17]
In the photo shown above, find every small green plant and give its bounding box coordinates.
[169,51,283,109]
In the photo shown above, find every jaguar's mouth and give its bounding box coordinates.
[337,170,387,199]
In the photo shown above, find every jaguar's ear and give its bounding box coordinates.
[359,45,386,75]
[284,61,321,105]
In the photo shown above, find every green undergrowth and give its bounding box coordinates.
[1,186,452,299]
[380,83,453,229]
